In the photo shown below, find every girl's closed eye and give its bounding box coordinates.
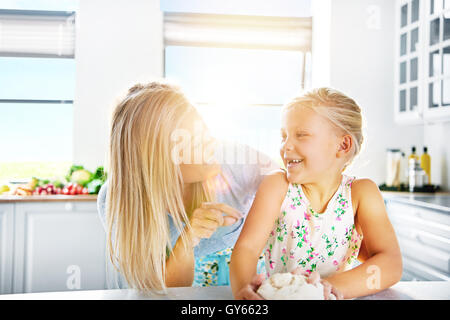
[296,131,309,138]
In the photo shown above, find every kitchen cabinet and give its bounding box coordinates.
[384,196,450,281]
[0,204,14,294]
[395,0,450,124]
[0,199,107,294]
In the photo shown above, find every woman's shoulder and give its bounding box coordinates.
[96,180,109,231]
[97,180,108,207]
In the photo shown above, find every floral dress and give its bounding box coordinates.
[264,174,363,278]
[193,248,266,287]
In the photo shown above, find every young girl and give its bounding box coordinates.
[230,88,403,300]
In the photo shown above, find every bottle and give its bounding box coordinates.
[400,152,407,186]
[420,146,431,185]
[409,146,419,162]
[409,158,426,192]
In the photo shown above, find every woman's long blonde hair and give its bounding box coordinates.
[106,81,214,292]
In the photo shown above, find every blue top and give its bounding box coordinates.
[97,141,278,259]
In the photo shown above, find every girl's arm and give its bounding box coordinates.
[324,179,403,299]
[230,170,289,299]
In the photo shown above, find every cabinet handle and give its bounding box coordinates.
[415,234,422,244]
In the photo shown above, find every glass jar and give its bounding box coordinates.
[386,149,402,187]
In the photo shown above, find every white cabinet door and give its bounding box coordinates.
[385,200,450,281]
[395,0,450,124]
[0,204,14,294]
[13,201,106,293]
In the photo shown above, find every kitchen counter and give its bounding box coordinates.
[382,192,450,212]
[0,281,448,300]
[0,195,98,202]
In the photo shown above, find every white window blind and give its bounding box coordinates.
[0,9,75,58]
[164,12,312,51]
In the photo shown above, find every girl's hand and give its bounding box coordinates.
[234,274,265,300]
[186,202,243,247]
[291,268,344,300]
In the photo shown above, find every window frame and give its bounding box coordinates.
[162,11,312,104]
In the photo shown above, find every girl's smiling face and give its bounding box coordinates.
[280,106,344,184]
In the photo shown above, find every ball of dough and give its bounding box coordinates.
[257,272,326,300]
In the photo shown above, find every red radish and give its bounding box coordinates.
[62,188,70,195]
[82,187,88,195]
[41,190,48,195]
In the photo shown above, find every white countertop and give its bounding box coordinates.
[0,281,449,300]
[382,192,450,212]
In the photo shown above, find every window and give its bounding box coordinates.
[0,2,77,183]
[162,1,312,160]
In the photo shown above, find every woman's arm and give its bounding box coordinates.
[230,170,289,299]
[165,232,196,287]
[165,202,243,287]
[324,179,403,299]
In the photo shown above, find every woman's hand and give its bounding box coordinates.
[186,202,243,247]
[291,268,344,300]
[234,274,266,300]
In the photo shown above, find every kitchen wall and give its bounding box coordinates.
[424,123,450,190]
[73,0,163,171]
[311,0,425,186]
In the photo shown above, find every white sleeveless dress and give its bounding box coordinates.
[264,174,363,278]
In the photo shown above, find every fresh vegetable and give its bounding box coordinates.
[61,182,87,195]
[10,164,107,197]
[92,166,107,182]
[71,169,93,187]
[36,179,50,187]
[87,179,104,194]
[52,180,65,189]
[28,177,39,190]
[66,165,107,194]
[14,186,33,196]
[32,183,62,195]
[65,165,85,182]
[0,185,10,195]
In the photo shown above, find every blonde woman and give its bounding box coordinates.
[97,81,276,292]
[230,88,402,299]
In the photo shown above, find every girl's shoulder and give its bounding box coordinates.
[350,178,383,211]
[256,169,290,202]
[351,178,379,193]
[263,168,290,184]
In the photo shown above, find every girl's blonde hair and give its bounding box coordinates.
[284,87,364,168]
[106,81,214,292]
